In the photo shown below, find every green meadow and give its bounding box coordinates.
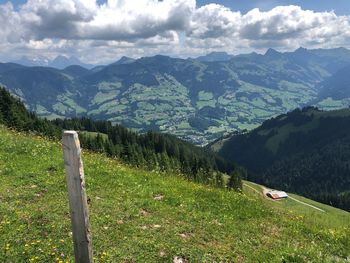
[0,126,349,262]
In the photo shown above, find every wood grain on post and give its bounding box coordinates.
[62,131,93,263]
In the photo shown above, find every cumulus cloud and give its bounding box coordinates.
[0,0,350,63]
[240,6,350,43]
[20,0,96,40]
[0,3,22,43]
[187,4,350,51]
[188,4,241,39]
[18,0,195,42]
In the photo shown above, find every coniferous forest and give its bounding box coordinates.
[216,107,350,211]
[0,87,242,190]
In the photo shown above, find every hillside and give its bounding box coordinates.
[2,47,350,145]
[0,126,349,262]
[317,65,350,109]
[0,86,240,189]
[213,107,350,211]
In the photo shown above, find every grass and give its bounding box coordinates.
[243,181,349,229]
[317,97,349,110]
[0,126,349,262]
[261,108,350,153]
[79,131,108,141]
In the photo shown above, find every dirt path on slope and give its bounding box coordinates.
[244,182,326,213]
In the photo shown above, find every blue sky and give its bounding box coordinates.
[2,0,350,15]
[0,0,349,63]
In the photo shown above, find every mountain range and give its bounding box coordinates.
[11,55,96,69]
[1,47,350,145]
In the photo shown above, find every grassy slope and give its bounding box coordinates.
[243,181,349,229]
[0,126,349,262]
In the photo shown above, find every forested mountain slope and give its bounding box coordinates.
[2,47,350,144]
[0,87,241,189]
[317,65,350,105]
[214,107,350,211]
[0,123,349,262]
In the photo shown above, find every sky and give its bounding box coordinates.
[0,0,350,64]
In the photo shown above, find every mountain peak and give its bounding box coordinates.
[264,48,281,57]
[50,55,83,69]
[196,51,233,62]
[295,47,308,53]
[49,55,95,69]
[114,56,135,65]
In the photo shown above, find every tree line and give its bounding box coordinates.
[218,106,350,211]
[0,87,242,190]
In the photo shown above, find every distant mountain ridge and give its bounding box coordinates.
[12,55,96,69]
[1,47,350,144]
[318,64,350,101]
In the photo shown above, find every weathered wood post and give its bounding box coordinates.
[62,131,93,263]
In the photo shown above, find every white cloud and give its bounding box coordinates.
[18,0,195,41]
[187,4,350,52]
[187,4,241,39]
[0,3,22,43]
[0,0,350,63]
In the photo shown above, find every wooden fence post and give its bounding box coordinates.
[62,131,93,263]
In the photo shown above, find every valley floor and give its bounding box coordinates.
[0,126,349,262]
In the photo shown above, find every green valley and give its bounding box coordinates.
[0,86,349,261]
[2,47,350,145]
